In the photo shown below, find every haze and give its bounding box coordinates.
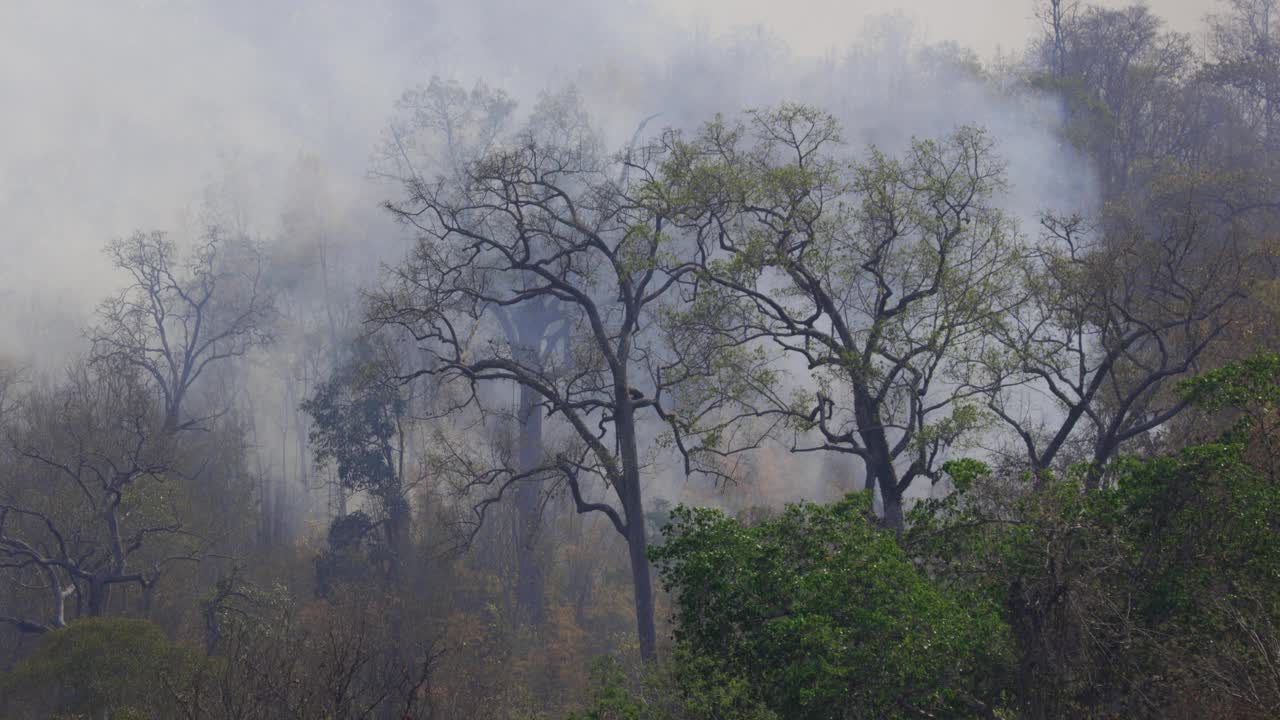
[4,1,1278,718]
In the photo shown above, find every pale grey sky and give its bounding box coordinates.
[649,0,1211,58]
[0,0,1219,355]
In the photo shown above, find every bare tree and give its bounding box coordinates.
[0,361,199,634]
[90,229,273,432]
[372,90,771,660]
[0,360,20,428]
[1034,0,1079,78]
[181,585,445,720]
[1031,5,1196,194]
[971,195,1245,486]
[1207,0,1280,151]
[493,298,567,625]
[381,77,570,623]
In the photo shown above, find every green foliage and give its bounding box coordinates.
[568,658,645,720]
[303,338,412,589]
[648,493,1011,719]
[1027,73,1117,155]
[301,339,406,500]
[654,104,1023,531]
[1181,351,1280,415]
[904,355,1280,716]
[315,509,393,596]
[567,653,777,720]
[0,617,196,719]
[941,458,990,492]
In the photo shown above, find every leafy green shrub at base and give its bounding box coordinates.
[0,617,198,719]
[645,492,1012,719]
[898,354,1280,718]
[567,653,777,720]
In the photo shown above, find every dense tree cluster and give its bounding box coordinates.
[3,2,1280,718]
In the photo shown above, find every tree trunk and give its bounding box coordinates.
[142,582,156,619]
[625,515,657,661]
[853,384,906,534]
[86,577,109,617]
[385,496,411,585]
[1084,441,1112,491]
[274,465,290,545]
[260,472,275,548]
[513,382,546,625]
[879,480,905,536]
[860,437,906,534]
[615,402,657,661]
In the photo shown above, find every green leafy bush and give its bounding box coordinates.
[647,492,1011,719]
[1,617,197,719]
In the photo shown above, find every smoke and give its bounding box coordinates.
[1,0,1117,519]
[0,1,1088,342]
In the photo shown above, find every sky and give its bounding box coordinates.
[650,0,1209,58]
[0,0,1220,358]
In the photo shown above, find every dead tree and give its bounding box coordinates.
[89,228,272,432]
